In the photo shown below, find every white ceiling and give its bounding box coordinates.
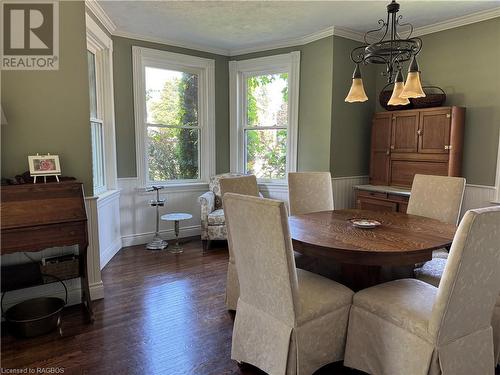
[98,1,500,55]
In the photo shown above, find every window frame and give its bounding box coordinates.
[229,52,300,184]
[495,131,500,203]
[132,46,215,187]
[86,14,117,195]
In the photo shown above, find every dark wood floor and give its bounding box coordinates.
[2,239,499,375]
[1,239,363,375]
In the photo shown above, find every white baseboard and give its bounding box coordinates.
[90,281,104,300]
[121,225,201,247]
[100,236,123,270]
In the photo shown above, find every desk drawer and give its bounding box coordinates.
[388,194,410,203]
[1,221,87,255]
[356,190,388,200]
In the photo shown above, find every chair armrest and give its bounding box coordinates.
[199,191,215,219]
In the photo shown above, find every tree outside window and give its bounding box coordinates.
[245,73,288,179]
[145,67,200,181]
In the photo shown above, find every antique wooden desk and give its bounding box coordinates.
[1,181,94,321]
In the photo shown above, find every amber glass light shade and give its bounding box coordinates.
[400,71,425,99]
[345,64,368,103]
[400,56,425,99]
[345,78,368,103]
[388,81,410,105]
[388,70,410,106]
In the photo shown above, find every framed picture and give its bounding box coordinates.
[28,154,61,176]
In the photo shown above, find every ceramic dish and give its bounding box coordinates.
[349,218,382,229]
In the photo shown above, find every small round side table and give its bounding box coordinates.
[161,213,193,254]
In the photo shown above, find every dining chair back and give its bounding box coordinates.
[288,172,334,216]
[224,193,297,325]
[429,206,500,345]
[224,193,354,374]
[220,174,259,199]
[344,206,500,375]
[407,174,466,225]
[220,175,260,311]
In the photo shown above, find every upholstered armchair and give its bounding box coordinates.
[199,173,263,250]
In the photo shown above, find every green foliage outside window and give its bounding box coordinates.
[147,72,199,181]
[246,73,288,179]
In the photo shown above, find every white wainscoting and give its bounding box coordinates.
[96,190,122,269]
[116,176,498,251]
[461,184,498,216]
[118,178,206,247]
[258,175,370,210]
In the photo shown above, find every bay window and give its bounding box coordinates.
[133,47,215,186]
[230,52,300,183]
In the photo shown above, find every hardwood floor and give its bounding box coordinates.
[1,239,498,374]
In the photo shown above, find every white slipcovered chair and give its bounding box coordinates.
[407,174,466,259]
[223,193,354,375]
[344,206,500,375]
[288,172,334,216]
[287,172,340,278]
[219,175,260,311]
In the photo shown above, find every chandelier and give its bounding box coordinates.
[345,0,425,105]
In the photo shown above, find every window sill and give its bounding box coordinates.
[136,182,209,195]
[258,181,288,193]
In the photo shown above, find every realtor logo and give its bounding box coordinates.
[1,1,59,70]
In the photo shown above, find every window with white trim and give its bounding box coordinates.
[230,52,300,182]
[86,14,117,195]
[87,50,106,193]
[133,47,215,186]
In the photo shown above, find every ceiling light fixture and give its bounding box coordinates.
[345,0,425,104]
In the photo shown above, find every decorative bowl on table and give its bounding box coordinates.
[349,218,382,229]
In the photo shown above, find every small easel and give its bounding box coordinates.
[33,175,60,184]
[29,153,61,183]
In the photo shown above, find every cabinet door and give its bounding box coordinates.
[391,112,419,153]
[369,113,392,185]
[418,109,451,154]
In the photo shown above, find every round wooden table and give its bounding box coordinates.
[289,209,456,290]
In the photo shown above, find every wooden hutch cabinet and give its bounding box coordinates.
[356,106,465,213]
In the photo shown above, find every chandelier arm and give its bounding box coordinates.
[364,19,387,45]
[409,37,423,56]
[396,15,414,39]
[350,45,367,64]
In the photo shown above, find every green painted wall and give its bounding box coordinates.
[374,18,500,186]
[233,37,334,172]
[112,37,229,177]
[331,36,376,177]
[1,1,94,194]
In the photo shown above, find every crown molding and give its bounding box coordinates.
[332,26,365,43]
[85,0,117,35]
[84,3,500,57]
[412,6,500,37]
[113,30,230,56]
[228,26,335,56]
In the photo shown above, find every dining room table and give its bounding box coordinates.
[288,208,457,291]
